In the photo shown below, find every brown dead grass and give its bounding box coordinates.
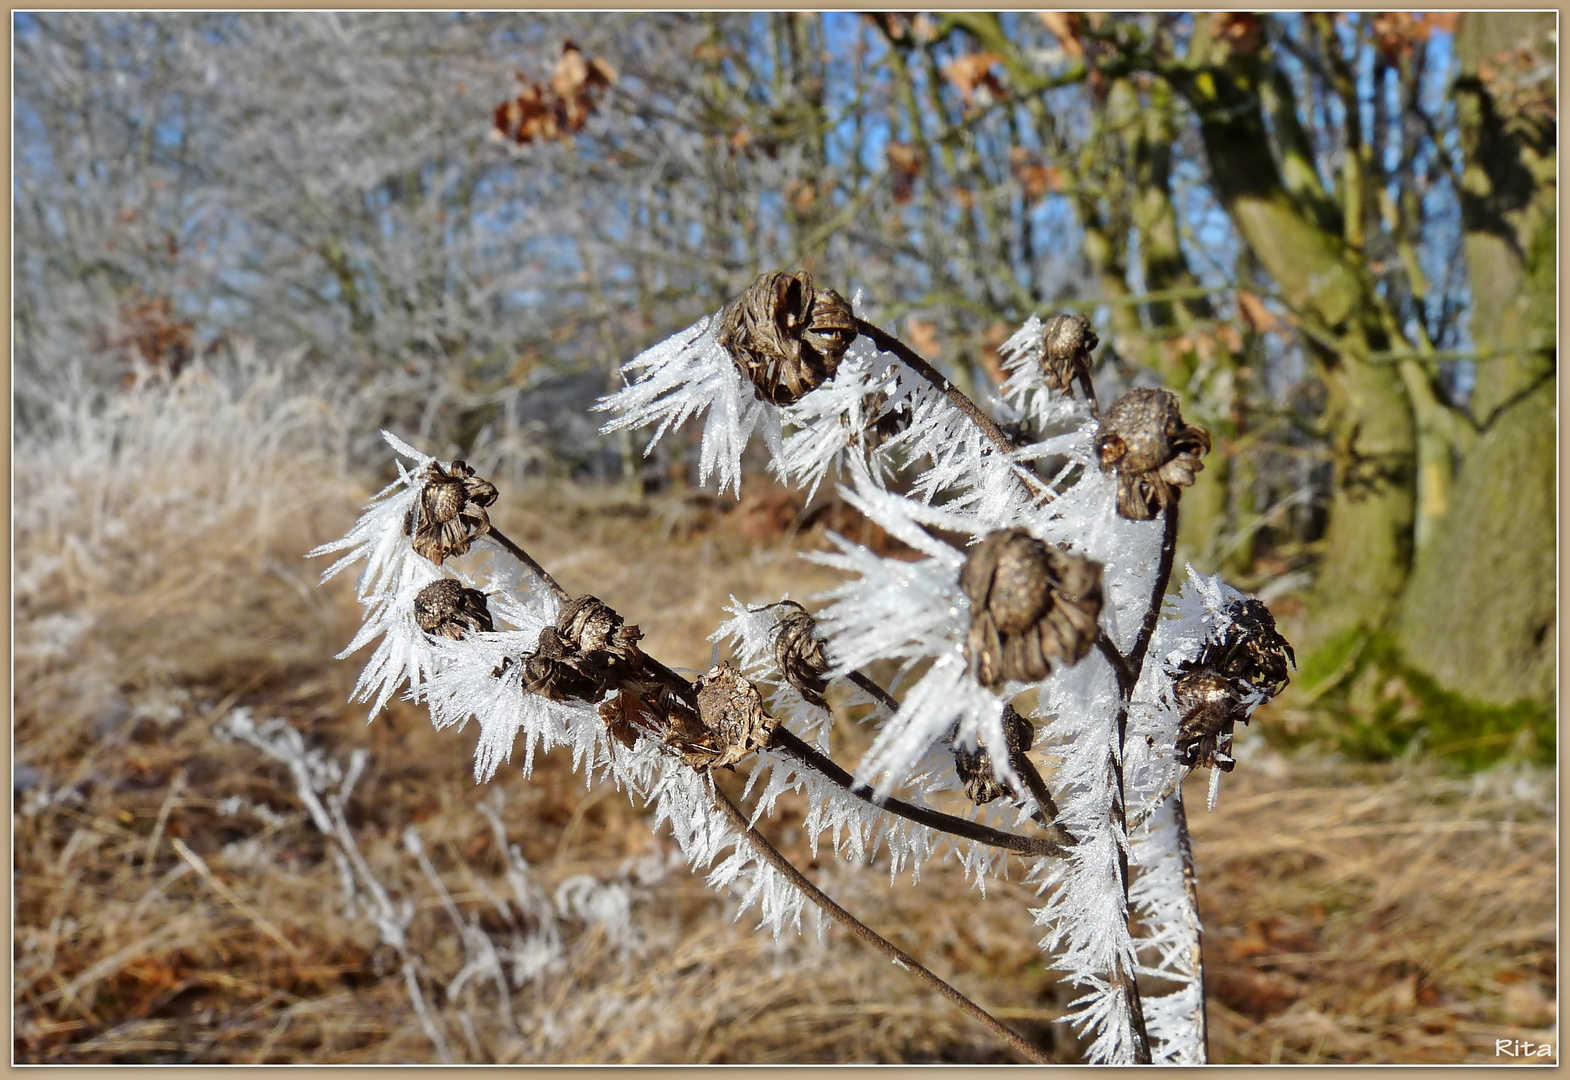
[13,446,1557,1064]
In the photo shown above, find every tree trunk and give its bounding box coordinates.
[1170,27,1418,651]
[1393,12,1556,706]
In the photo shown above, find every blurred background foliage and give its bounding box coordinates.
[13,11,1555,763]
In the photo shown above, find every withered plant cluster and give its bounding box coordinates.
[315,272,1296,1064]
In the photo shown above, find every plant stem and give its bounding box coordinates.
[771,728,1070,857]
[1107,504,1180,1065]
[484,526,570,603]
[853,316,1036,466]
[1129,505,1182,679]
[848,672,1068,843]
[710,785,1053,1065]
[1172,790,1210,1063]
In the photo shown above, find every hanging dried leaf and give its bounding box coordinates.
[886,141,924,204]
[492,39,617,147]
[1037,12,1084,58]
[942,52,1006,105]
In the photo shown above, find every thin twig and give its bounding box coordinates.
[710,785,1053,1065]
[1171,792,1210,1063]
[844,669,901,714]
[1097,633,1134,695]
[1106,505,1179,1065]
[853,317,1023,457]
[1128,507,1182,679]
[771,728,1070,858]
[484,526,570,603]
[852,671,1068,845]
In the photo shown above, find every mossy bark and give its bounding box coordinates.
[1170,30,1417,646]
[1393,13,1556,706]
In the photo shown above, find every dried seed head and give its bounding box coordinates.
[1197,598,1296,699]
[684,662,779,771]
[1173,668,1247,772]
[772,601,830,709]
[557,595,643,660]
[517,625,606,703]
[409,460,501,564]
[1095,388,1212,521]
[953,705,1035,805]
[716,271,857,405]
[960,529,1104,690]
[1039,313,1100,392]
[413,579,494,640]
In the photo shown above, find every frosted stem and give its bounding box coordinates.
[852,317,1052,501]
[711,785,1053,1065]
[772,728,1071,857]
[1172,791,1210,1063]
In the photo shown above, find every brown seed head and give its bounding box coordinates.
[771,601,830,709]
[1173,668,1246,772]
[952,705,1035,805]
[1197,598,1296,699]
[413,579,494,640]
[960,529,1104,690]
[716,271,857,405]
[557,595,643,660]
[684,662,779,771]
[1039,312,1099,392]
[409,460,500,564]
[1095,388,1211,521]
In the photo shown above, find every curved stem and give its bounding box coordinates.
[1104,505,1179,1065]
[484,526,570,604]
[844,669,901,714]
[771,728,1070,858]
[1128,506,1181,679]
[853,317,1018,458]
[848,673,1069,844]
[710,785,1053,1065]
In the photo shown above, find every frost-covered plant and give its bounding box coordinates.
[313,270,1294,1064]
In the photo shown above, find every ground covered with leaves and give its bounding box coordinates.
[14,454,1556,1064]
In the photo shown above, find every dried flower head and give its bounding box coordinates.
[1172,668,1247,772]
[772,601,830,709]
[960,529,1104,690]
[557,594,643,660]
[684,662,780,771]
[716,271,857,405]
[1195,598,1296,698]
[1039,313,1100,392]
[517,626,606,704]
[953,705,1035,805]
[408,460,500,564]
[413,579,494,640]
[1095,388,1211,521]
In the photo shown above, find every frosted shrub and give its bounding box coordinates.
[314,272,1294,1064]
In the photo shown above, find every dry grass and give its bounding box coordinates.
[12,375,1557,1064]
